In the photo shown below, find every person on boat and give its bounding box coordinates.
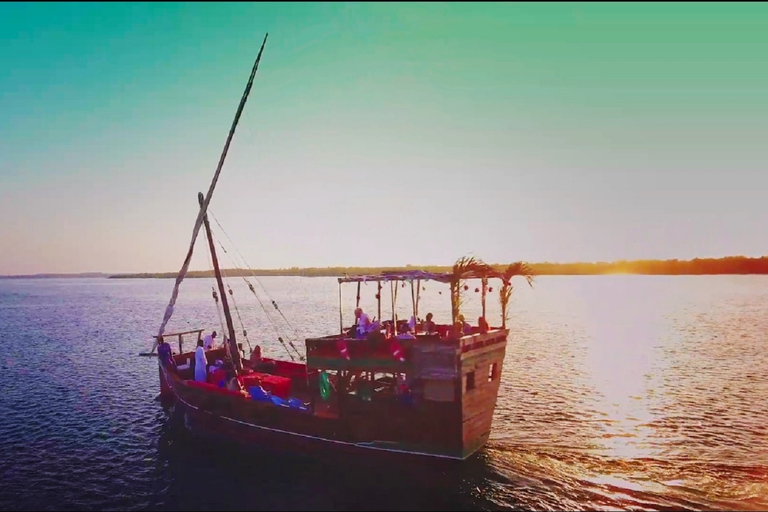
[157,336,176,372]
[458,314,473,335]
[408,315,418,332]
[354,308,372,338]
[478,315,489,334]
[249,345,262,365]
[381,319,394,337]
[247,345,276,372]
[396,323,415,340]
[203,331,218,350]
[194,339,208,382]
[225,364,244,393]
[423,312,436,333]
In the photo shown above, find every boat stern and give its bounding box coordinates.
[458,329,508,459]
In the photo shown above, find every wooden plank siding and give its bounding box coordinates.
[164,327,511,460]
[458,338,507,456]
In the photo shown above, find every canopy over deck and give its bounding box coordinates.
[338,269,507,284]
[335,258,534,334]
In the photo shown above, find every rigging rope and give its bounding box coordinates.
[218,265,253,354]
[208,214,305,362]
[210,287,226,341]
[210,227,300,362]
[208,211,306,350]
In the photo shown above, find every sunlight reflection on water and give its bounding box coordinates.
[0,274,767,511]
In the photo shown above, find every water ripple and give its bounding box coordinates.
[0,275,766,510]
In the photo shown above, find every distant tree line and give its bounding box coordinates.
[107,256,768,279]
[530,256,768,275]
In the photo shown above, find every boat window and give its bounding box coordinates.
[466,371,476,392]
[488,363,498,382]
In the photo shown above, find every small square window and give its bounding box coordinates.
[466,371,476,391]
[488,363,499,382]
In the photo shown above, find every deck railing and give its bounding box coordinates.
[305,327,509,371]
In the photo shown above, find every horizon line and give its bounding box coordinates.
[2,254,767,278]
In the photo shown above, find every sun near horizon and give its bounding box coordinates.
[1,2,767,276]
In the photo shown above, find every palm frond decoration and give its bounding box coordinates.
[499,261,535,328]
[450,256,494,325]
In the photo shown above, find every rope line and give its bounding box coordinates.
[219,266,253,354]
[208,210,305,349]
[208,213,305,361]
[155,33,268,342]
[209,226,300,362]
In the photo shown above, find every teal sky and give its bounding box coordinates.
[1,2,767,274]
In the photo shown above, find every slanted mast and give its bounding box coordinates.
[151,28,538,461]
[198,192,242,371]
[152,33,269,349]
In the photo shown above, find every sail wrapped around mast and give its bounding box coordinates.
[151,33,269,353]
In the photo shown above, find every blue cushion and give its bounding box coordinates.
[248,386,271,401]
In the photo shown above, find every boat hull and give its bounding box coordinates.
[162,365,468,463]
[158,328,510,463]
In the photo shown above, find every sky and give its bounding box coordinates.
[1,2,767,275]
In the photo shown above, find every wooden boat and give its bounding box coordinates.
[150,33,534,462]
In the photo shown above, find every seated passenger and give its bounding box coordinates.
[423,312,436,333]
[458,314,473,335]
[225,366,244,392]
[478,315,489,334]
[396,323,415,340]
[249,345,262,365]
[248,345,276,372]
[354,308,372,338]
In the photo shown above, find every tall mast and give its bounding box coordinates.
[199,192,242,372]
[153,33,268,348]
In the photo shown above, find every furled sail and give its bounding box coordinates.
[150,33,269,354]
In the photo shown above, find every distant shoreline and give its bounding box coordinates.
[1,256,767,279]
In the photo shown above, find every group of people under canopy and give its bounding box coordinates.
[349,307,490,340]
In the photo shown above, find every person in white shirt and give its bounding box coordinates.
[194,339,208,382]
[203,331,218,351]
[354,308,372,338]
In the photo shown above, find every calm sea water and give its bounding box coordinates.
[1,275,766,511]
